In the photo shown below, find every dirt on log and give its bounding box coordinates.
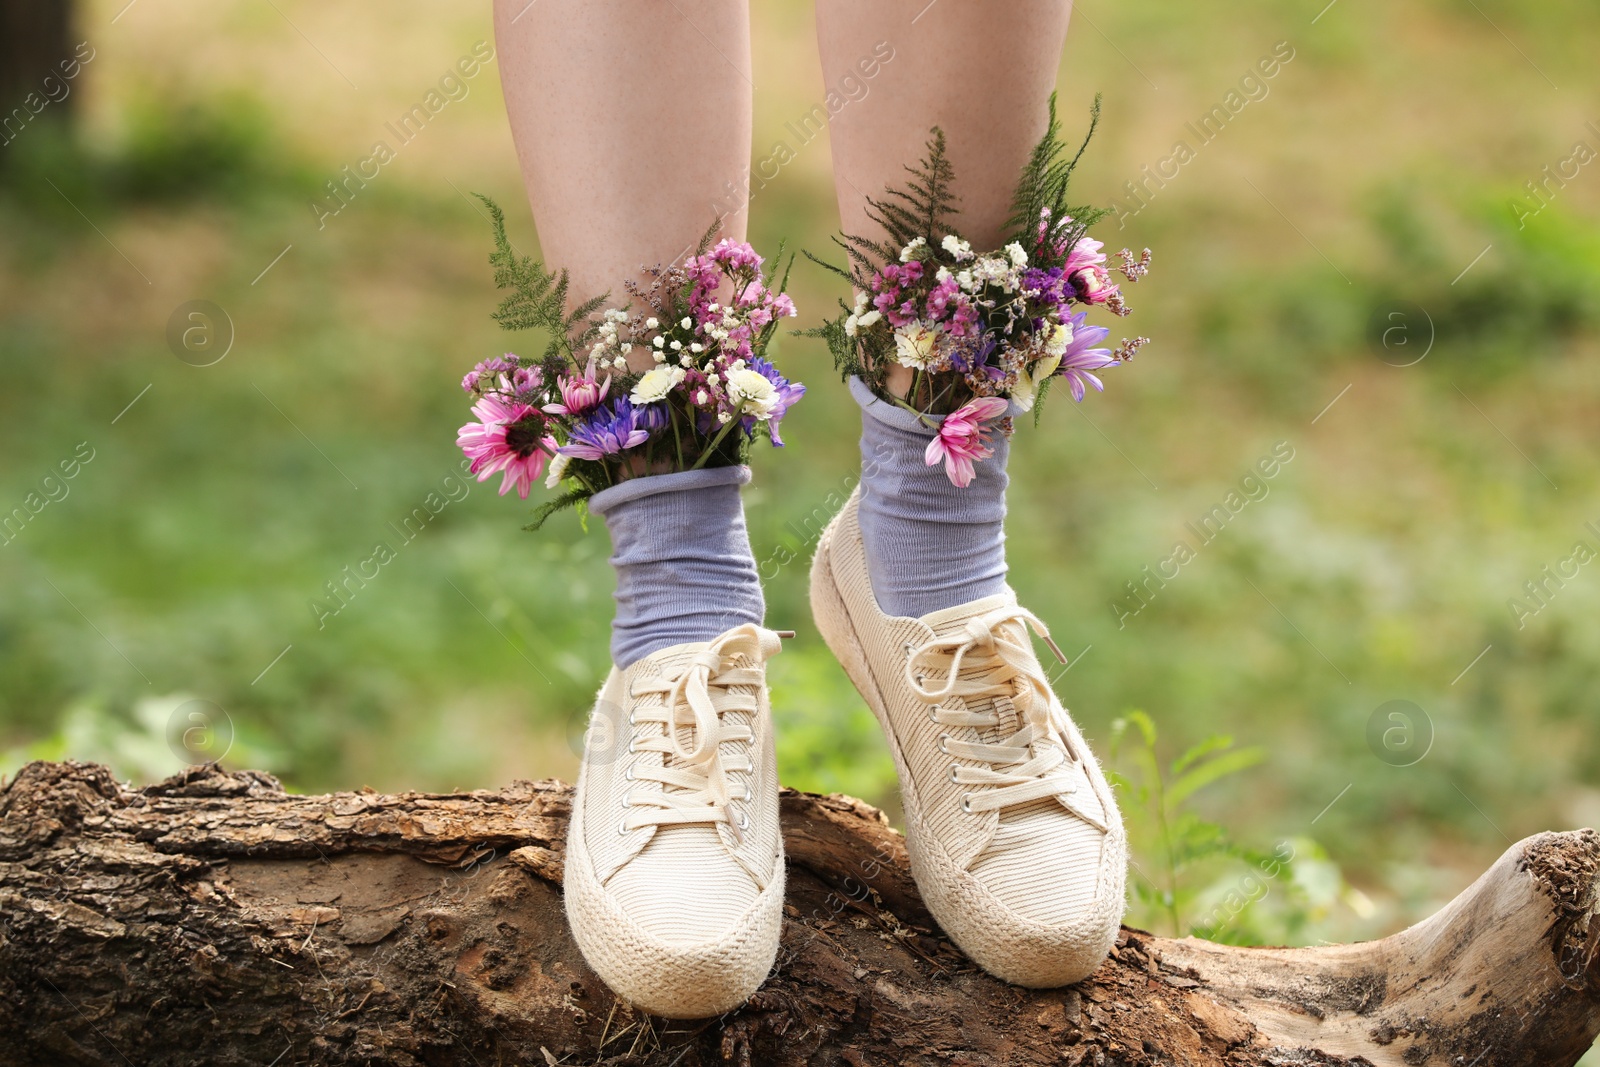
[0,760,1595,1066]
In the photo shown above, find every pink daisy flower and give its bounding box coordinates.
[457,395,556,500]
[543,366,610,417]
[924,397,1009,487]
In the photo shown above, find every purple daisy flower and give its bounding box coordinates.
[1056,311,1117,402]
[559,396,665,460]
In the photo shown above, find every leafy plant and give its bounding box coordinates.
[1108,710,1321,942]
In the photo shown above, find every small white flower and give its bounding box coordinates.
[544,452,570,489]
[670,339,684,351]
[941,234,972,259]
[956,270,975,291]
[844,316,859,338]
[653,335,666,348]
[707,372,720,386]
[630,365,687,404]
[1005,242,1028,267]
[690,343,704,353]
[936,266,953,284]
[708,302,720,313]
[852,291,870,314]
[1011,355,1061,413]
[653,351,666,364]
[695,389,709,405]
[893,324,939,369]
[717,411,733,425]
[1043,320,1075,357]
[645,317,659,329]
[679,317,692,330]
[899,236,927,262]
[856,309,882,329]
[619,342,633,354]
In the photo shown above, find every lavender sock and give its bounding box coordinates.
[852,376,1010,618]
[589,466,766,669]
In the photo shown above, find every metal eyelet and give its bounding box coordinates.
[948,765,960,783]
[960,793,974,814]
[937,733,951,754]
[927,704,941,722]
[624,766,635,781]
[741,785,753,802]
[737,809,750,830]
[627,736,639,754]
[617,819,631,835]
[628,708,638,726]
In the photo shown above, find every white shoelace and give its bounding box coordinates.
[905,606,1109,831]
[620,625,775,836]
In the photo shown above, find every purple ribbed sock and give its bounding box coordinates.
[852,376,1009,618]
[589,466,766,669]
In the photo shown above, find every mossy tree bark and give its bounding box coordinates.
[0,761,1595,1066]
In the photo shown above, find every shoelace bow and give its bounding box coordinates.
[620,625,776,836]
[905,606,1109,831]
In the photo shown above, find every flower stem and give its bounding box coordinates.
[887,394,943,432]
[689,415,739,471]
[669,402,685,470]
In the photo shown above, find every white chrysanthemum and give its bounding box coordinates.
[893,324,939,369]
[1044,320,1075,357]
[630,365,686,404]
[1005,242,1028,267]
[899,236,927,262]
[727,367,778,418]
[544,452,570,489]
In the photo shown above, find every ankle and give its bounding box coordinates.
[591,467,765,668]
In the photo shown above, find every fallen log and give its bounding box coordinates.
[0,760,1594,1066]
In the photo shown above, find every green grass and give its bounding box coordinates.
[2,0,1598,961]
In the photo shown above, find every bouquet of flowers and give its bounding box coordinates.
[807,95,1151,485]
[457,199,803,529]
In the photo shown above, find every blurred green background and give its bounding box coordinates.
[2,0,1597,972]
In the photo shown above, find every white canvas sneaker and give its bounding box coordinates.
[810,488,1125,987]
[563,624,786,1018]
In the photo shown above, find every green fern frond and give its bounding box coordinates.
[1005,93,1110,245]
[863,127,960,251]
[522,485,591,532]
[475,194,602,364]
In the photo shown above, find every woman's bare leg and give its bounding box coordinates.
[817,0,1072,252]
[494,0,752,369]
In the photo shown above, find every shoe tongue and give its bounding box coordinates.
[919,591,1016,636]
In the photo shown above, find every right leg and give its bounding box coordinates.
[494,1,784,1019]
[496,0,752,364]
